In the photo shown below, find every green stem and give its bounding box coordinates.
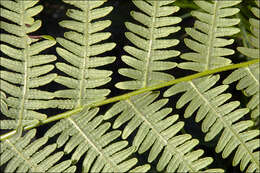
[1,59,259,141]
[91,59,259,107]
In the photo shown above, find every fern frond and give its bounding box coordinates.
[0,129,76,172]
[44,107,150,172]
[164,1,260,171]
[104,92,223,172]
[0,0,57,135]
[53,0,116,109]
[178,0,241,71]
[103,1,224,172]
[116,0,181,90]
[164,75,260,172]
[223,0,260,124]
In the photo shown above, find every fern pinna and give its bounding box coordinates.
[45,107,150,172]
[165,0,260,172]
[0,129,76,172]
[53,0,116,109]
[45,0,149,172]
[0,0,56,136]
[0,0,259,173]
[223,0,260,126]
[105,1,223,172]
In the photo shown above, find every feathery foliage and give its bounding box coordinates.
[0,129,76,172]
[164,1,260,172]
[104,1,224,172]
[178,0,241,71]
[164,75,260,172]
[116,0,180,90]
[105,92,223,172]
[0,0,259,172]
[39,1,150,172]
[53,0,115,109]
[0,0,57,136]
[223,0,260,125]
[45,107,150,172]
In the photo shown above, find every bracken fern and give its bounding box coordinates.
[0,0,259,173]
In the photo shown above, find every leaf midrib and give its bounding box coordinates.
[77,2,90,107]
[17,1,29,137]
[6,139,43,172]
[205,1,218,70]
[189,80,259,169]
[142,1,157,88]
[126,98,197,172]
[246,66,259,91]
[69,3,120,171]
[68,117,119,172]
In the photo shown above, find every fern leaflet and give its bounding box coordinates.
[0,0,259,172]
[116,0,180,90]
[41,1,150,172]
[0,129,76,172]
[53,0,115,109]
[104,92,223,172]
[104,0,223,172]
[164,1,260,172]
[0,0,57,136]
[223,0,260,125]
[164,75,260,172]
[45,107,150,172]
[178,0,241,71]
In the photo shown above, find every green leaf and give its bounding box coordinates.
[0,0,56,137]
[53,0,116,109]
[178,0,241,72]
[0,129,75,172]
[116,0,180,90]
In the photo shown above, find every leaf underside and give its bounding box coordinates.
[0,0,57,136]
[0,0,259,173]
